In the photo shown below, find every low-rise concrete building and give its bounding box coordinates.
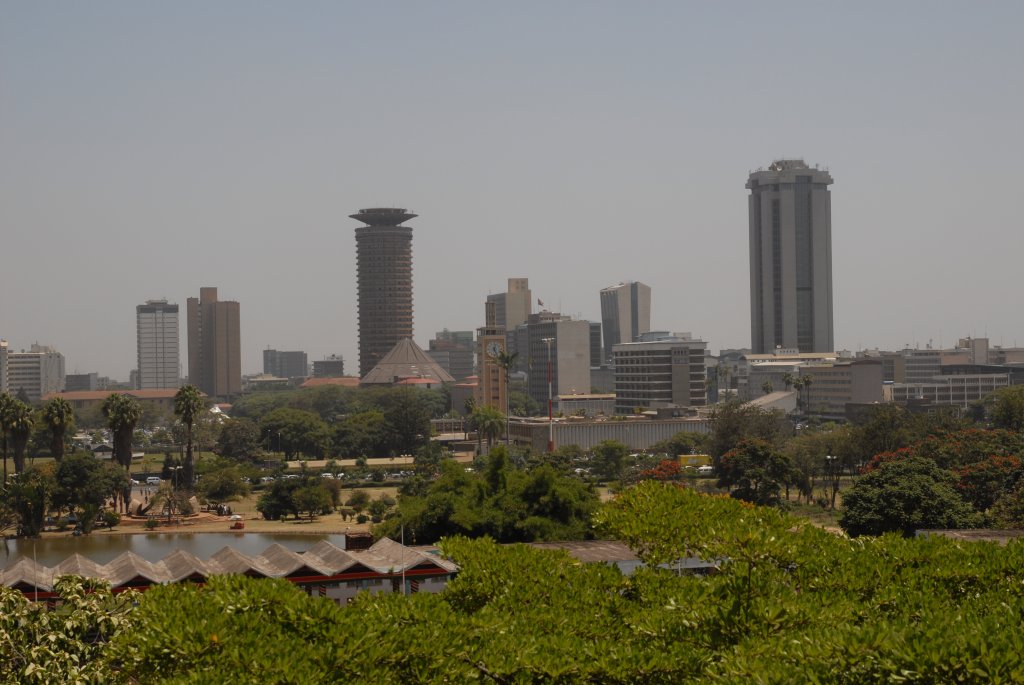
[508,416,710,452]
[613,336,707,414]
[890,373,1009,408]
[800,360,884,417]
[556,393,616,418]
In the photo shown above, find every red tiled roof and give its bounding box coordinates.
[299,377,361,389]
[44,389,204,402]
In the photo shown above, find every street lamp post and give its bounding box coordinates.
[825,455,838,510]
[168,465,182,524]
[542,337,555,452]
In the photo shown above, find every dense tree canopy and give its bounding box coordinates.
[214,417,263,461]
[377,446,598,544]
[840,457,981,537]
[706,400,787,462]
[717,438,795,505]
[7,482,1024,682]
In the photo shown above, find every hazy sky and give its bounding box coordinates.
[3,2,1023,379]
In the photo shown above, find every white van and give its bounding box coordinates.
[696,465,714,475]
[146,476,161,485]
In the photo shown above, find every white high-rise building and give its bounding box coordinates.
[599,281,651,364]
[137,299,181,389]
[748,160,834,354]
[0,340,8,395]
[4,343,65,402]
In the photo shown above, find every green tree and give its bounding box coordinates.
[7,463,57,537]
[470,404,505,450]
[294,485,330,520]
[345,489,370,513]
[52,453,127,533]
[990,482,1024,528]
[0,392,14,480]
[173,385,205,489]
[331,410,390,457]
[197,461,250,503]
[260,408,329,459]
[649,431,707,458]
[484,445,510,493]
[590,439,630,481]
[0,577,138,684]
[214,417,263,461]
[717,438,794,505]
[847,403,915,462]
[101,393,141,472]
[367,496,392,520]
[840,457,979,537]
[40,396,75,462]
[256,479,302,520]
[6,399,34,474]
[706,399,786,463]
[377,387,432,454]
[987,385,1024,431]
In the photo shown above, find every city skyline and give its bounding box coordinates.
[3,3,1023,378]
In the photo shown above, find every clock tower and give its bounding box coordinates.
[475,325,508,414]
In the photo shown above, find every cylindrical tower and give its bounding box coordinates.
[351,207,416,377]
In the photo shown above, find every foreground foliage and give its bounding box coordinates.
[5,482,1024,683]
[376,446,599,544]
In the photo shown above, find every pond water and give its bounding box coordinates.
[1,532,348,568]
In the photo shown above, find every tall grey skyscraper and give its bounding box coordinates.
[137,299,180,389]
[747,160,834,354]
[599,281,651,364]
[187,287,241,398]
[351,208,415,378]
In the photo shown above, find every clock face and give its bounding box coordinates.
[487,342,502,357]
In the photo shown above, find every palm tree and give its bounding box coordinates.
[174,385,204,490]
[471,405,505,451]
[7,399,33,474]
[102,393,142,472]
[0,392,14,480]
[41,396,74,462]
[782,373,795,391]
[492,350,518,444]
[792,378,805,413]
[801,375,814,414]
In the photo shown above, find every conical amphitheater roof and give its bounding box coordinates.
[360,338,455,385]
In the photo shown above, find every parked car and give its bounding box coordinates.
[321,473,335,479]
[696,465,714,475]
[260,476,275,484]
[146,476,161,485]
